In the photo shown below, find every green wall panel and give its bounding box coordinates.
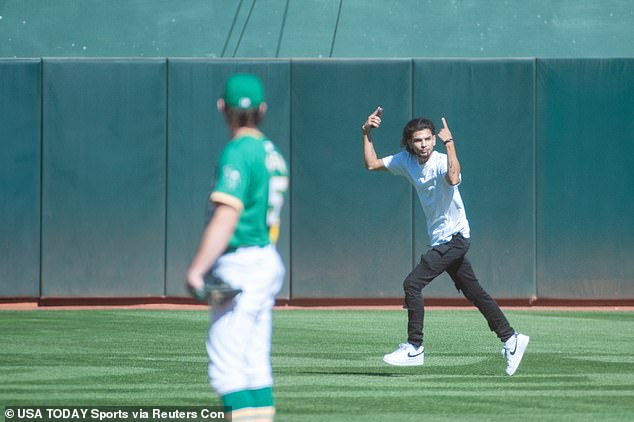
[41,59,167,297]
[290,60,413,298]
[536,59,634,299]
[166,59,291,298]
[0,59,41,297]
[412,59,536,299]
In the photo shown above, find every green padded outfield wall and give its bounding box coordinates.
[2,58,634,301]
[411,59,536,299]
[41,59,167,297]
[166,59,291,298]
[536,59,634,299]
[290,59,413,298]
[0,59,41,297]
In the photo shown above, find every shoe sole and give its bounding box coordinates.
[382,356,425,366]
[506,335,530,376]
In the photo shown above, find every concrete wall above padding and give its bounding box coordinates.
[2,1,633,58]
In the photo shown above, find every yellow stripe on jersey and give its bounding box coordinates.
[269,224,280,244]
[210,191,244,213]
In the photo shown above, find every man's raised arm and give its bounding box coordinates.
[438,117,461,185]
[362,107,388,171]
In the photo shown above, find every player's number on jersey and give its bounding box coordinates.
[267,176,288,243]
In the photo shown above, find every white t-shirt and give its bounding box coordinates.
[383,150,470,246]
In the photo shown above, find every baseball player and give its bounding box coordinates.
[187,74,288,421]
[362,107,529,376]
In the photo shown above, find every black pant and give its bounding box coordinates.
[403,234,514,347]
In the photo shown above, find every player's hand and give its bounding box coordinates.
[437,117,453,144]
[363,107,383,132]
[186,271,205,293]
[186,273,207,302]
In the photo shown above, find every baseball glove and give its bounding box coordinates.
[188,276,242,305]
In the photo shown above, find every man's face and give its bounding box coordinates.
[409,129,436,162]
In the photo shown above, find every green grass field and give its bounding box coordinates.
[1,309,633,421]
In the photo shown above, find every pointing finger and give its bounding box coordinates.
[441,117,449,129]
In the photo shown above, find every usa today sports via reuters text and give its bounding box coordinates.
[3,407,227,421]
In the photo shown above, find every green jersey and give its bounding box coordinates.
[210,132,288,249]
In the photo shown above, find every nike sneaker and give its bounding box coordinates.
[383,342,425,366]
[502,333,530,375]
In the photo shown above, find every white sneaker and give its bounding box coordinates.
[502,333,530,375]
[383,342,425,366]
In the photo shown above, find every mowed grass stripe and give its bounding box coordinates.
[0,309,632,421]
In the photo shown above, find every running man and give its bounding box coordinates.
[187,74,289,420]
[362,107,529,375]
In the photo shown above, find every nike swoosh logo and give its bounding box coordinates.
[509,334,518,356]
[408,350,424,358]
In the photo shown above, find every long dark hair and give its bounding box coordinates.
[401,118,435,154]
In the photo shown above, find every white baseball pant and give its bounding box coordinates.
[206,244,284,396]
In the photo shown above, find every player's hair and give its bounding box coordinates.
[401,118,436,154]
[224,106,264,127]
